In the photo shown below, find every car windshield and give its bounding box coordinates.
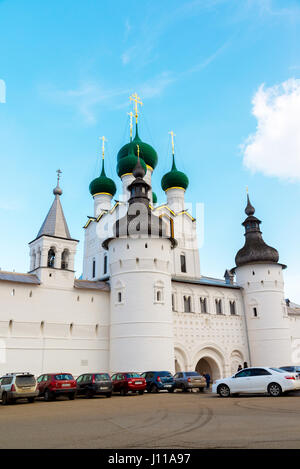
[270,368,286,373]
[125,373,141,378]
[16,375,35,386]
[94,374,110,381]
[158,372,172,377]
[185,372,200,377]
[54,374,74,380]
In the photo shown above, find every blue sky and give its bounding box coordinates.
[0,0,300,301]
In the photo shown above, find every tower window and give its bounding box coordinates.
[180,255,187,273]
[103,255,107,275]
[215,299,223,314]
[230,300,236,315]
[157,291,162,302]
[253,307,258,317]
[61,249,69,270]
[118,292,122,303]
[200,297,207,313]
[184,296,191,313]
[47,248,56,268]
[92,259,96,278]
[172,294,176,312]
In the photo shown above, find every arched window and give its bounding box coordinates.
[215,299,223,314]
[47,248,56,268]
[61,249,69,270]
[229,300,236,315]
[184,296,191,313]
[200,297,208,313]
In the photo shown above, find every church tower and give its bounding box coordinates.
[28,170,78,286]
[233,194,291,367]
[103,157,176,373]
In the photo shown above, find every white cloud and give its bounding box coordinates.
[242,79,300,181]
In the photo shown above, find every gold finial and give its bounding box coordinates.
[136,144,140,160]
[127,111,134,139]
[246,186,249,194]
[169,130,176,155]
[99,136,107,160]
[130,92,143,124]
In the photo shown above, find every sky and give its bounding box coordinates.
[0,0,300,301]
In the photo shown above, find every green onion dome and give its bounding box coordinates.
[152,192,157,204]
[89,159,117,197]
[117,143,147,178]
[161,154,189,192]
[117,124,158,170]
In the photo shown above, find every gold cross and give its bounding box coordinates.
[99,136,107,159]
[136,144,140,160]
[130,92,143,123]
[169,131,176,155]
[127,111,134,138]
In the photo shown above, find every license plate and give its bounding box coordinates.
[135,381,142,384]
[100,387,109,390]
[165,384,171,388]
[62,383,70,387]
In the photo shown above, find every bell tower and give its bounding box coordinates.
[28,170,79,286]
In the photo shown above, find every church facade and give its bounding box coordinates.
[1,100,300,380]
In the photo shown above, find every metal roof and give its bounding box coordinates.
[36,194,71,240]
[0,271,40,285]
[74,279,110,291]
[172,276,240,289]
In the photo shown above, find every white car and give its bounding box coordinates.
[212,367,300,397]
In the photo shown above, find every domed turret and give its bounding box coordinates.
[117,124,158,171]
[117,142,147,178]
[161,154,189,192]
[235,194,279,267]
[89,158,117,197]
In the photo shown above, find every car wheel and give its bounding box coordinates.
[168,388,174,393]
[217,384,230,397]
[27,397,35,403]
[68,393,75,400]
[106,392,112,398]
[1,393,9,405]
[151,384,159,393]
[44,389,53,402]
[268,382,282,397]
[199,387,204,393]
[120,388,127,396]
[138,390,144,395]
[86,390,94,399]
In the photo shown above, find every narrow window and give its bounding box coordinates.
[103,255,107,275]
[180,254,187,273]
[47,249,55,268]
[118,292,122,303]
[215,299,222,314]
[61,249,69,270]
[200,297,207,313]
[172,294,175,312]
[230,300,236,315]
[184,296,191,313]
[157,291,161,301]
[253,307,258,317]
[92,259,96,278]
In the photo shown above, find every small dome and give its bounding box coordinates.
[161,155,189,192]
[89,160,116,197]
[117,125,158,170]
[117,145,147,178]
[152,191,157,204]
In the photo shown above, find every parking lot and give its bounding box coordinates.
[1,390,300,449]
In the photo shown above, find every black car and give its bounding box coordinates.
[76,373,112,398]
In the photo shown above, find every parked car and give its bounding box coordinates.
[0,372,38,405]
[279,366,300,379]
[174,371,206,392]
[140,371,175,393]
[37,373,77,401]
[212,367,300,397]
[76,373,112,398]
[111,372,146,396]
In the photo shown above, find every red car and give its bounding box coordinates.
[111,372,146,396]
[37,373,77,401]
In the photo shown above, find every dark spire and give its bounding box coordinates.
[235,193,279,267]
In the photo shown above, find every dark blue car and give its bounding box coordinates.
[141,371,175,393]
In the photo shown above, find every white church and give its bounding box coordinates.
[1,96,299,381]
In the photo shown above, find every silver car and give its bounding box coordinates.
[0,373,39,405]
[174,371,206,392]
